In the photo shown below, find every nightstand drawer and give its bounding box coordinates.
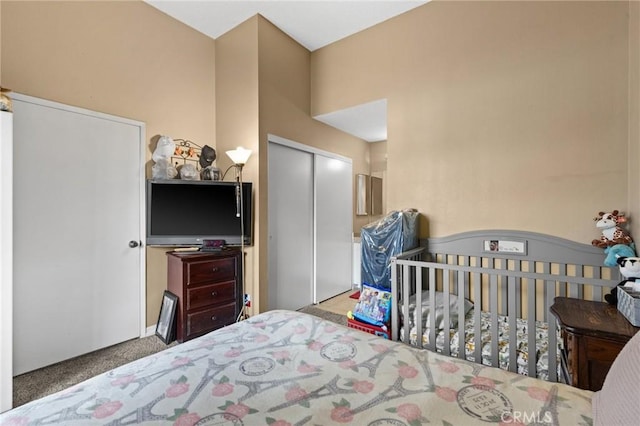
[186,280,236,311]
[186,302,236,338]
[186,257,236,285]
[584,336,626,362]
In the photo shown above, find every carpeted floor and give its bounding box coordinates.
[12,305,346,408]
[297,305,347,326]
[12,335,176,408]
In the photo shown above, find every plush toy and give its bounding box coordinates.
[604,244,637,267]
[592,210,634,248]
[151,135,178,179]
[604,256,640,305]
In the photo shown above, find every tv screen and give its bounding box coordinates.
[146,179,252,246]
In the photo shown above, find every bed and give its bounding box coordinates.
[0,309,595,425]
[390,230,620,382]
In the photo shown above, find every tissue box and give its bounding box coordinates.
[617,287,640,326]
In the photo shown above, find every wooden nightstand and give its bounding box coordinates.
[550,296,640,391]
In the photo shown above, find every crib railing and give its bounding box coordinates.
[390,250,619,381]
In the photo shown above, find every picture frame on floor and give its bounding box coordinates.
[156,291,178,344]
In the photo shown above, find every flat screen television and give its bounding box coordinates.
[146,179,252,246]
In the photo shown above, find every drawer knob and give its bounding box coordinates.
[211,291,218,297]
[212,267,219,272]
[211,316,217,321]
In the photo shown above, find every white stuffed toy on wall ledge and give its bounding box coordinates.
[152,135,178,179]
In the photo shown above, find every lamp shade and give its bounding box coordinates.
[226,147,252,165]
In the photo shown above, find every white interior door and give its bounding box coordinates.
[0,111,13,411]
[315,155,352,302]
[268,142,314,311]
[12,94,144,375]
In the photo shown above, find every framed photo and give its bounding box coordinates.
[483,239,527,255]
[156,291,178,344]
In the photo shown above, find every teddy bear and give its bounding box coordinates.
[592,210,634,248]
[604,256,640,305]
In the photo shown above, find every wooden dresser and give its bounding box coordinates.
[550,296,640,391]
[167,250,242,342]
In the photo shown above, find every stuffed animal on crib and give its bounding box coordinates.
[604,256,640,305]
[591,210,634,248]
[604,244,637,267]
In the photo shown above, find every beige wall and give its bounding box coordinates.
[629,0,640,240]
[0,0,216,326]
[216,16,370,313]
[214,17,260,314]
[312,0,635,244]
[370,140,387,219]
[3,0,635,324]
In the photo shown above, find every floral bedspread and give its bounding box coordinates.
[1,310,592,425]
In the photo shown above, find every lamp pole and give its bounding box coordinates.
[225,148,252,321]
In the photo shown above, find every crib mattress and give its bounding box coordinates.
[401,309,556,380]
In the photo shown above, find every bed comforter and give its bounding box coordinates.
[0,310,592,425]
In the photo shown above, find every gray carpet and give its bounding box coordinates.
[12,306,345,408]
[13,335,176,408]
[297,305,348,326]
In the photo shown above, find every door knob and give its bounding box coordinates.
[129,240,140,248]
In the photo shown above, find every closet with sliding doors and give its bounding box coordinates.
[268,135,352,310]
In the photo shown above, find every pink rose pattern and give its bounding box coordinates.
[330,400,354,423]
[171,357,192,368]
[211,377,234,397]
[0,311,591,425]
[435,386,458,402]
[173,412,201,426]
[0,417,29,426]
[437,360,460,374]
[166,382,189,398]
[471,376,496,388]
[270,350,291,363]
[395,360,419,379]
[92,400,123,419]
[350,380,374,394]
[111,374,136,388]
[266,419,292,426]
[396,403,425,422]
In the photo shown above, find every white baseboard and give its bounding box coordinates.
[144,325,157,338]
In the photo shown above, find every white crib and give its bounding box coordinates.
[390,230,620,382]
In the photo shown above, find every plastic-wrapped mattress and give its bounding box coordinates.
[361,209,419,289]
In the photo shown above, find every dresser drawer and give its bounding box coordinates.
[186,302,236,338]
[186,280,236,311]
[186,257,236,285]
[167,250,242,343]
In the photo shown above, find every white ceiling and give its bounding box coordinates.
[314,99,387,142]
[146,0,430,141]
